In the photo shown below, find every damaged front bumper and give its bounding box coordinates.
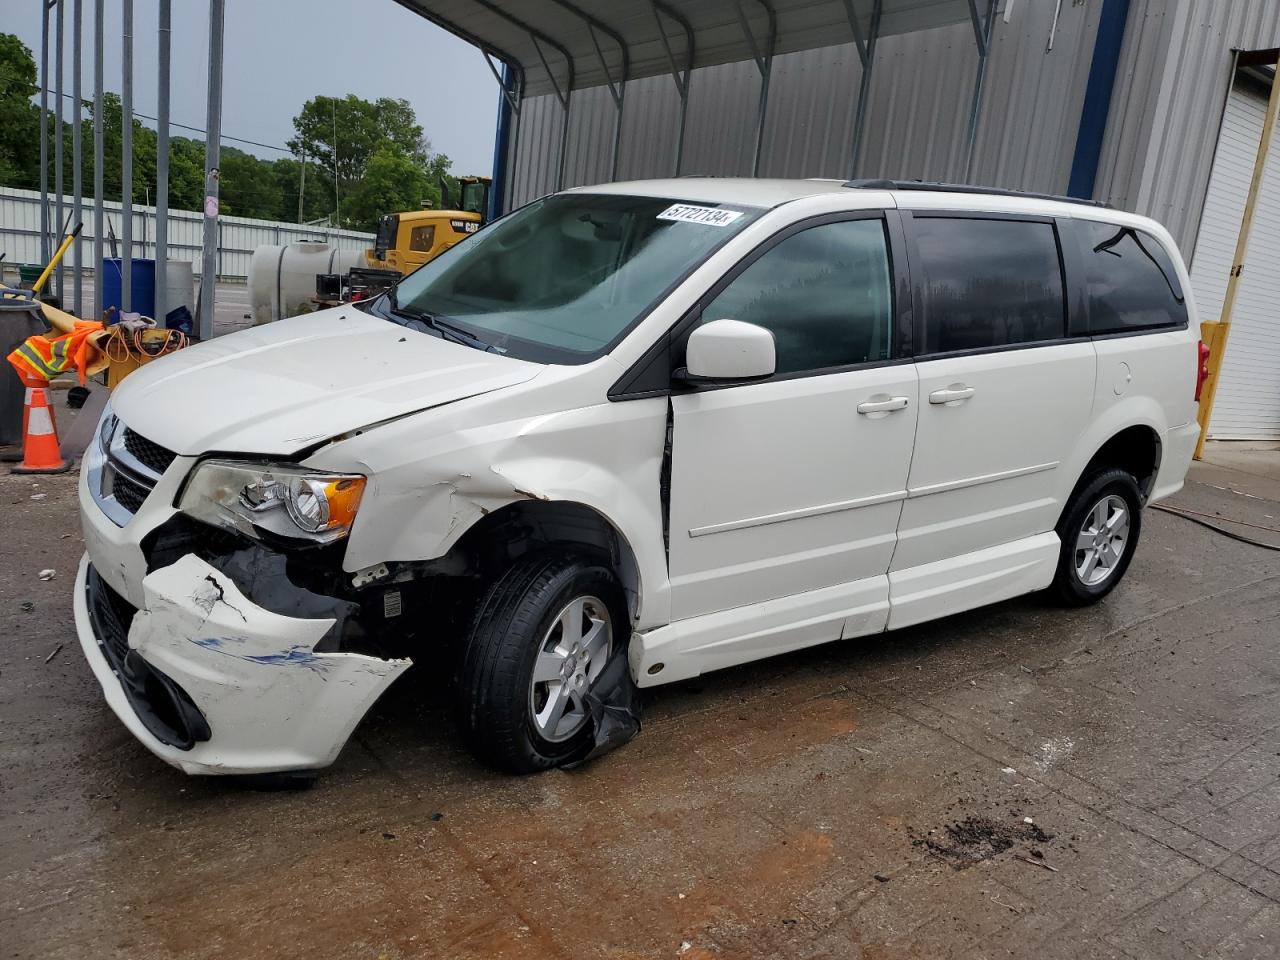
[73,552,410,775]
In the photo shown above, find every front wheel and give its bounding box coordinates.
[1050,467,1143,606]
[456,552,629,773]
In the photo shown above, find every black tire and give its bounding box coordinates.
[456,551,628,773]
[1050,467,1143,606]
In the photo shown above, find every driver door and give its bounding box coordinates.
[667,213,919,650]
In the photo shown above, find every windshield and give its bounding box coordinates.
[386,193,761,363]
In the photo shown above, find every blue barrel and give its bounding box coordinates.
[101,258,156,319]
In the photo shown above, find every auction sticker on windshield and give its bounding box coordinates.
[657,204,744,227]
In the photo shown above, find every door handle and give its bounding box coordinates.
[857,396,910,414]
[928,385,976,405]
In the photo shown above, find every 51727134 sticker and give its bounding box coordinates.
[656,204,745,227]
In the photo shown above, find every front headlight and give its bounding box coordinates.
[96,401,118,454]
[178,460,366,544]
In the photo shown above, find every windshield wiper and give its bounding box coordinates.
[384,299,501,354]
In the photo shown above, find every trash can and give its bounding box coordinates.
[0,295,46,450]
[101,258,156,319]
[17,264,43,288]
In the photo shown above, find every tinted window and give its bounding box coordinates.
[1080,221,1187,333]
[697,218,893,375]
[409,225,436,252]
[913,217,1066,353]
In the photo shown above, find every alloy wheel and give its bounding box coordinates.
[528,595,612,742]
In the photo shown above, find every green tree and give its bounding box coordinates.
[219,147,283,220]
[166,136,206,212]
[0,33,42,188]
[287,93,452,229]
[343,143,439,230]
[272,155,330,224]
[74,92,157,206]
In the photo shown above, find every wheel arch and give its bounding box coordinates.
[440,498,646,624]
[1078,423,1163,501]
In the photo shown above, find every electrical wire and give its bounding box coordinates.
[1151,502,1280,535]
[23,81,294,154]
[1150,503,1280,552]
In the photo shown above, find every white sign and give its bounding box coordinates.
[657,204,744,227]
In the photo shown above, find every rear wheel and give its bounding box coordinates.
[1050,468,1143,605]
[456,551,627,773]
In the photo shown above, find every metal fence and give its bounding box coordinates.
[0,186,374,282]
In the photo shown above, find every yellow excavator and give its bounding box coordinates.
[366,176,491,274]
[315,176,492,305]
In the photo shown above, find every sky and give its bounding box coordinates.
[7,0,500,174]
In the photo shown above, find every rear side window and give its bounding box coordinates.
[1079,221,1187,333]
[409,225,436,252]
[912,217,1066,354]
[698,218,893,375]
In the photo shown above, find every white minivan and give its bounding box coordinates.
[75,178,1205,778]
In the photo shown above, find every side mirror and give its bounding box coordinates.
[679,318,776,383]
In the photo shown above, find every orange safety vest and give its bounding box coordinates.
[7,321,106,385]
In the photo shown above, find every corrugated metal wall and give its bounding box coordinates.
[507,0,1104,206]
[1095,0,1280,259]
[504,0,1280,264]
[0,186,373,281]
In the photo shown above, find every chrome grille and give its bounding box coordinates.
[122,428,177,475]
[87,414,173,526]
[110,469,151,514]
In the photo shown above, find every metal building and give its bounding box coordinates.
[402,0,1280,440]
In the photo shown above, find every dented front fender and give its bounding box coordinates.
[312,393,672,629]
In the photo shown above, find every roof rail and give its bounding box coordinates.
[843,179,1111,209]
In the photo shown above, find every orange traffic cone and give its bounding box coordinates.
[12,376,70,474]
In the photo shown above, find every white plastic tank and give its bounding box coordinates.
[248,242,365,325]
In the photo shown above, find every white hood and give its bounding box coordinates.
[111,308,543,456]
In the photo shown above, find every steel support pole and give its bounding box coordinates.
[199,0,226,341]
[735,0,775,176]
[154,0,171,325]
[1194,54,1280,458]
[507,71,524,211]
[963,0,998,183]
[546,1,629,182]
[610,80,626,181]
[846,0,882,179]
[39,1,51,266]
[585,20,626,180]
[72,0,82,315]
[650,2,694,176]
[483,52,524,212]
[121,0,133,311]
[93,0,103,318]
[54,0,64,300]
[531,34,572,190]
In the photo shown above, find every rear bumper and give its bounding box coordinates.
[1151,420,1201,502]
[74,553,410,775]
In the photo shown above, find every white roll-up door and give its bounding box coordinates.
[1189,79,1280,440]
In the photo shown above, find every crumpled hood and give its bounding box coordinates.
[110,307,543,456]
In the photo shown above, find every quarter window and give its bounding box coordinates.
[1080,221,1187,333]
[697,218,894,376]
[913,217,1066,353]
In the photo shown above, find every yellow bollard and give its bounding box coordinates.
[1194,320,1226,460]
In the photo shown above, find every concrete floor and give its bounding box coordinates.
[2,439,1279,960]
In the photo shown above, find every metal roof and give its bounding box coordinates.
[395,0,989,98]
